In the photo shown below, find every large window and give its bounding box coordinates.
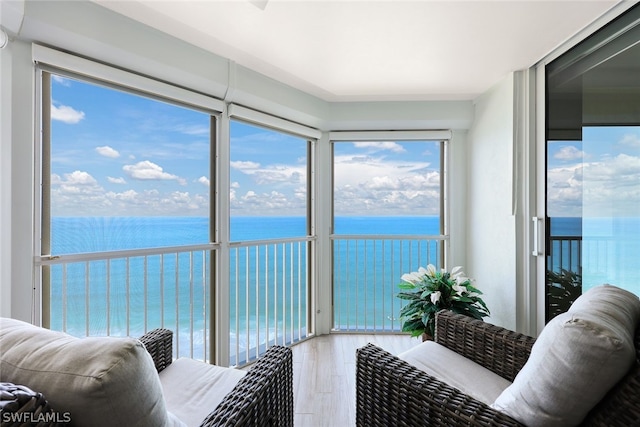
[227,118,313,365]
[230,120,309,240]
[331,136,446,331]
[47,74,213,253]
[39,67,217,361]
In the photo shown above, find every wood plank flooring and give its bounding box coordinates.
[290,334,419,427]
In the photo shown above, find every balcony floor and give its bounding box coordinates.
[289,333,419,426]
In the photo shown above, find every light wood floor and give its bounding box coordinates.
[290,333,419,427]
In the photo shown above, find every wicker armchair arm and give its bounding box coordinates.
[435,310,536,382]
[356,343,525,427]
[199,345,293,427]
[138,328,173,373]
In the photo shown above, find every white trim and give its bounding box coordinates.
[535,63,547,335]
[32,44,224,113]
[534,2,636,68]
[329,130,451,141]
[227,104,322,140]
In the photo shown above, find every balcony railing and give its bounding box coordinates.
[38,237,312,367]
[331,235,445,332]
[548,235,581,274]
[39,244,214,361]
[229,237,311,366]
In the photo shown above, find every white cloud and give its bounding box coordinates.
[231,160,261,170]
[123,161,185,185]
[96,146,120,158]
[547,153,640,217]
[197,176,210,186]
[619,133,640,148]
[107,177,126,184]
[353,141,406,153]
[51,104,85,124]
[52,76,71,86]
[233,161,306,186]
[64,170,98,185]
[231,182,240,188]
[231,189,304,215]
[554,146,583,161]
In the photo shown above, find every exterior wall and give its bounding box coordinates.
[467,73,517,330]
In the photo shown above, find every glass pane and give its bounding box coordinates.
[332,140,443,332]
[333,141,441,235]
[49,74,211,254]
[545,7,640,321]
[229,120,308,241]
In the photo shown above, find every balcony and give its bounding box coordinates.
[39,234,443,367]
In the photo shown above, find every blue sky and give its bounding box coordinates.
[547,127,640,217]
[50,75,640,219]
[50,75,441,217]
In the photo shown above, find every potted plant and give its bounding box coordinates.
[397,264,490,339]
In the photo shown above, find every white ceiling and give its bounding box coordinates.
[95,0,620,102]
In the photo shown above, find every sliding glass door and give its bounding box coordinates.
[545,4,640,321]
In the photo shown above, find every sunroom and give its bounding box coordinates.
[1,0,640,425]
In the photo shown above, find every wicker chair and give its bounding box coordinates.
[0,325,293,427]
[141,328,294,427]
[356,310,640,427]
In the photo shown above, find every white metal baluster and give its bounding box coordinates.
[106,260,111,336]
[255,246,260,359]
[174,253,179,358]
[202,251,207,363]
[245,246,250,365]
[274,244,278,346]
[265,245,269,350]
[281,243,286,345]
[144,256,148,333]
[297,241,301,341]
[62,264,67,332]
[355,240,359,330]
[234,248,239,365]
[85,261,90,336]
[160,254,165,329]
[373,240,376,332]
[126,257,130,337]
[190,251,194,359]
[290,242,294,344]
[382,240,386,330]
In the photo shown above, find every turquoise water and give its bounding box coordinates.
[48,216,440,361]
[48,215,639,361]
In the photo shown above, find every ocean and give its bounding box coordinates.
[48,215,640,363]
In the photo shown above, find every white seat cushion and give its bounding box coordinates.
[491,284,640,427]
[159,357,247,427]
[397,340,512,405]
[0,317,180,427]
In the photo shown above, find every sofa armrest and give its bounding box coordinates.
[435,310,535,382]
[356,343,524,427]
[138,328,173,373]
[199,345,294,427]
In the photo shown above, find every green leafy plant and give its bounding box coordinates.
[397,265,490,338]
[547,268,582,322]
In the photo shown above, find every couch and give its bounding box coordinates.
[0,320,293,427]
[356,284,640,427]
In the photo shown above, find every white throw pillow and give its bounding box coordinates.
[491,284,640,427]
[0,317,182,427]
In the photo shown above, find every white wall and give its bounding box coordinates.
[467,73,517,330]
[0,39,35,322]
